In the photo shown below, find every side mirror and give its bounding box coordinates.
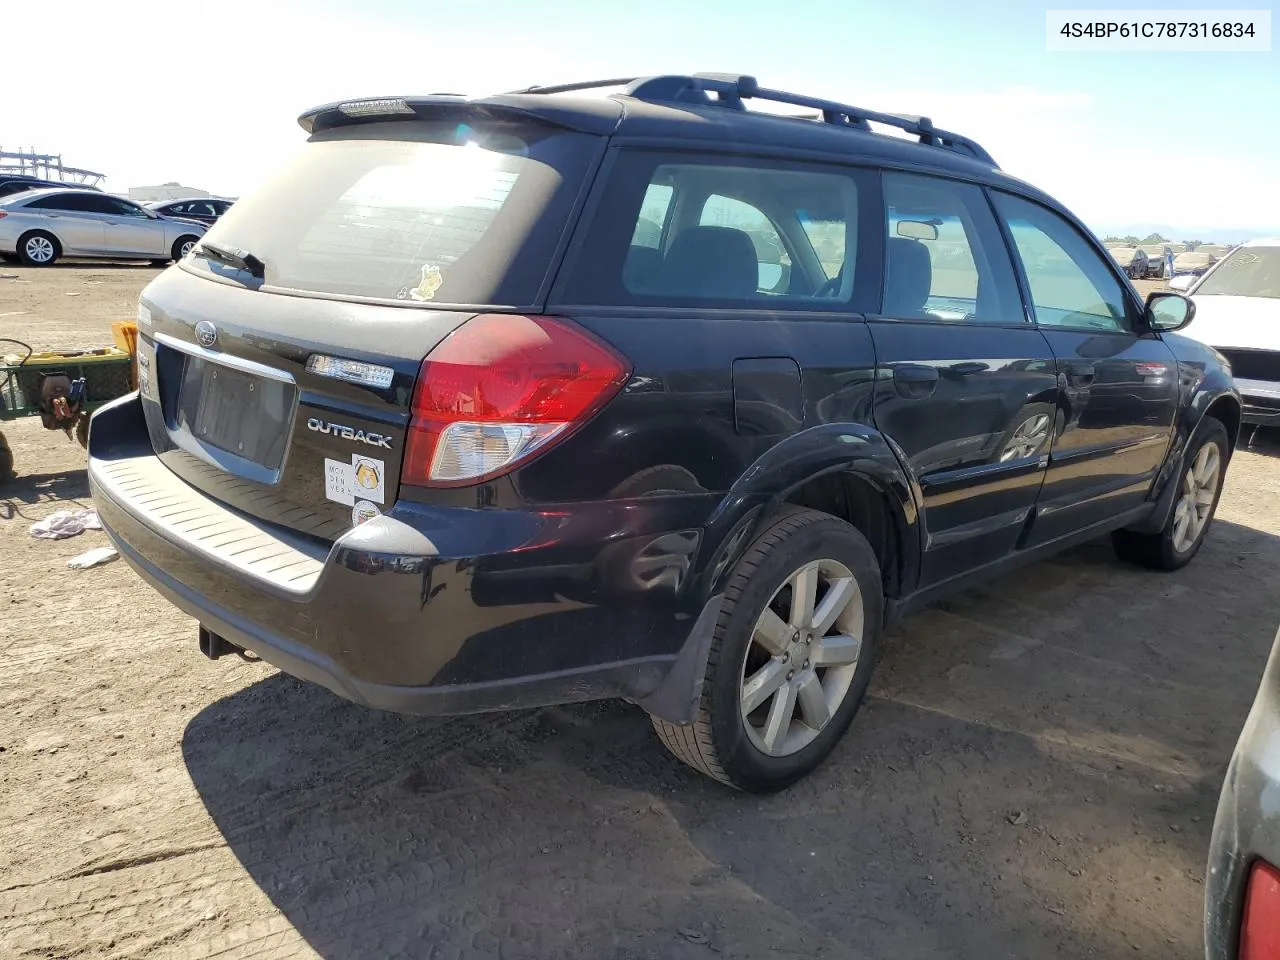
[896,220,939,241]
[1167,274,1195,293]
[1145,291,1195,332]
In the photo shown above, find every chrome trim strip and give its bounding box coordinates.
[154,332,296,384]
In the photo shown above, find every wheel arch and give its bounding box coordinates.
[694,424,922,606]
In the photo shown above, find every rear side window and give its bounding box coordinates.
[560,151,873,311]
[27,194,93,212]
[194,120,598,307]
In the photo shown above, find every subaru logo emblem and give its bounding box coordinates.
[194,321,218,348]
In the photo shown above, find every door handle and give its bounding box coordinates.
[1065,362,1095,386]
[893,363,939,399]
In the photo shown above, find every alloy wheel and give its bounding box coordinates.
[25,236,54,263]
[1171,441,1221,553]
[739,559,863,757]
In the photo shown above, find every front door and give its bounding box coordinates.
[990,192,1180,544]
[92,196,166,257]
[870,172,1060,587]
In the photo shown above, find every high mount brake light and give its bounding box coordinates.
[401,314,630,487]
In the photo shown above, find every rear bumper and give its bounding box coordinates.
[89,393,715,718]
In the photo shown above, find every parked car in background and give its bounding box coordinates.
[1140,244,1169,279]
[1181,238,1280,429]
[0,175,100,198]
[0,188,205,266]
[1199,244,1233,259]
[1173,251,1215,278]
[1107,244,1148,279]
[1206,624,1280,960]
[144,197,234,227]
[89,73,1238,792]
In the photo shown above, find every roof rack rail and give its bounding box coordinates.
[514,73,996,167]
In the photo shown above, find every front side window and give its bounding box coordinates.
[992,192,1132,332]
[564,152,864,309]
[1195,246,1280,299]
[881,172,1023,323]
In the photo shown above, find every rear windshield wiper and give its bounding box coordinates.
[194,241,266,279]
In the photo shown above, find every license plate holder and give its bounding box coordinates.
[176,357,291,470]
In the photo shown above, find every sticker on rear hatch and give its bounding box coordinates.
[408,263,444,302]
[352,454,386,504]
[324,458,356,506]
[352,500,381,526]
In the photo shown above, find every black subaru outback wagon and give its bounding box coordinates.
[89,74,1238,791]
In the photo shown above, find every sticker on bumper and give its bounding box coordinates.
[352,454,385,504]
[324,458,355,506]
[352,500,381,526]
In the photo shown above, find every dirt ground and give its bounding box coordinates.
[3,265,1279,960]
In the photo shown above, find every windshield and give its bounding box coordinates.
[193,119,595,307]
[1195,246,1280,298]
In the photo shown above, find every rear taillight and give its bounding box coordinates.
[1241,859,1280,960]
[0,212,7,219]
[401,314,630,487]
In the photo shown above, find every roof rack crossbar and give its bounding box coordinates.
[507,73,996,166]
[620,73,996,166]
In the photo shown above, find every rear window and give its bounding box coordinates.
[1195,247,1280,299]
[194,119,597,307]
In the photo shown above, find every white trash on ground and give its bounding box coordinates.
[30,509,102,540]
[66,546,118,569]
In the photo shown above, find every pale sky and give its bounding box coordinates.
[7,0,1278,238]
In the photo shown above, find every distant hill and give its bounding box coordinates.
[1088,222,1278,245]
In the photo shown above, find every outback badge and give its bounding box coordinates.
[306,417,393,450]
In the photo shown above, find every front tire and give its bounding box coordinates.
[1112,417,1229,570]
[171,236,199,262]
[17,231,59,266]
[651,506,882,792]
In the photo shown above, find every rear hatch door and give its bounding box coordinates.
[135,109,604,540]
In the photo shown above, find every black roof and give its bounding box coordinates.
[298,73,1060,207]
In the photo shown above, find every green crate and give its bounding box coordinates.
[0,349,134,421]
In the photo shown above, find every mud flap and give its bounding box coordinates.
[632,593,723,725]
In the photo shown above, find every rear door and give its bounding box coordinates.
[869,172,1059,586]
[25,194,104,254]
[990,191,1179,543]
[136,116,601,540]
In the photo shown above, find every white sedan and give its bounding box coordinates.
[1178,238,1280,433]
[0,188,206,266]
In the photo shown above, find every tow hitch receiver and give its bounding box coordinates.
[198,625,236,660]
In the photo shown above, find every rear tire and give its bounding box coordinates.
[1112,417,1228,570]
[650,506,883,792]
[0,429,13,483]
[171,236,199,262]
[17,231,59,266]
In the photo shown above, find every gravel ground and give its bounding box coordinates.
[2,265,1277,959]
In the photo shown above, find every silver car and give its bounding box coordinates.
[1206,625,1280,959]
[0,188,206,266]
